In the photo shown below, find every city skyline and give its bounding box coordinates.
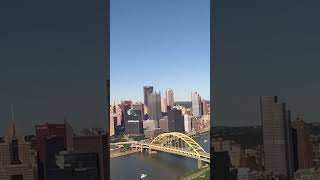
[110,0,210,102]
[111,86,210,104]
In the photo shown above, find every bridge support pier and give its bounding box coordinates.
[198,160,203,169]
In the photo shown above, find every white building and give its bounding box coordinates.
[184,115,192,133]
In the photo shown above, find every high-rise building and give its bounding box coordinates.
[161,97,168,113]
[167,109,184,132]
[184,115,192,133]
[111,100,117,114]
[35,121,73,180]
[120,100,132,113]
[45,136,65,170]
[166,89,174,108]
[121,101,133,130]
[159,116,169,132]
[291,116,313,170]
[110,102,122,135]
[125,121,143,135]
[132,102,145,120]
[260,96,292,178]
[73,135,108,180]
[125,109,142,122]
[121,100,132,124]
[143,86,153,107]
[124,109,143,135]
[202,100,209,115]
[110,110,115,136]
[147,91,162,121]
[192,92,202,118]
[110,101,117,136]
[35,123,67,163]
[0,123,37,180]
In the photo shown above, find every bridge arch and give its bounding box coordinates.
[150,132,206,157]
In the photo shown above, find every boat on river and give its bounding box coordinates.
[140,173,147,179]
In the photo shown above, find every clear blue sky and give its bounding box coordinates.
[110,0,210,103]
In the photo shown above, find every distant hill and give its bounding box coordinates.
[175,101,192,108]
[175,101,210,109]
[212,126,262,149]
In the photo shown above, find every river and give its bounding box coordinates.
[110,133,210,180]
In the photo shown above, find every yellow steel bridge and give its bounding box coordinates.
[138,132,210,168]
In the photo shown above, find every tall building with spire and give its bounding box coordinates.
[0,122,37,180]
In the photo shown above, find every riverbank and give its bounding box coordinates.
[179,167,210,180]
[110,149,140,158]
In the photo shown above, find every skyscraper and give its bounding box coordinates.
[110,113,115,136]
[167,109,184,132]
[143,86,153,107]
[120,100,132,115]
[121,100,132,125]
[110,102,122,134]
[35,121,74,180]
[132,102,145,120]
[73,135,108,180]
[202,100,209,115]
[192,92,202,118]
[291,116,313,170]
[161,97,168,113]
[0,123,37,180]
[35,123,67,163]
[159,116,169,132]
[260,96,292,178]
[166,88,174,108]
[184,115,192,133]
[125,120,143,135]
[147,91,162,122]
[126,109,142,122]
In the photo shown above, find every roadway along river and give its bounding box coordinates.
[110,133,210,180]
